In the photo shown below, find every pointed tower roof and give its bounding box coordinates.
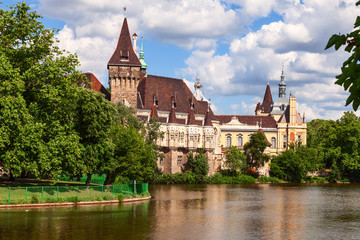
[168,97,177,124]
[260,84,274,113]
[204,101,213,126]
[168,107,177,124]
[204,111,213,126]
[108,18,141,67]
[150,104,159,120]
[139,37,147,70]
[187,108,197,125]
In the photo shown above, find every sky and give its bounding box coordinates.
[3,0,360,120]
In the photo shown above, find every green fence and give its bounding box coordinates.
[0,183,148,204]
[59,174,107,185]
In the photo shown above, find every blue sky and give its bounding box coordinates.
[3,0,360,120]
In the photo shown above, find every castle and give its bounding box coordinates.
[90,18,307,175]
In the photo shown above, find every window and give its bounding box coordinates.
[298,135,301,142]
[159,157,164,166]
[237,135,243,147]
[283,135,287,148]
[190,136,194,142]
[226,135,232,147]
[177,156,183,166]
[206,137,210,143]
[271,137,276,148]
[170,134,174,141]
[180,132,184,143]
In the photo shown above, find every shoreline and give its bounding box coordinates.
[0,196,151,209]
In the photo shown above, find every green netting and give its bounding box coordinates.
[0,183,148,204]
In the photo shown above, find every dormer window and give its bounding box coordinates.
[120,50,129,61]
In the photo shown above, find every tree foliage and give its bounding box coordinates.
[224,146,247,175]
[325,1,360,110]
[243,132,270,169]
[270,150,307,183]
[0,2,160,183]
[187,149,209,177]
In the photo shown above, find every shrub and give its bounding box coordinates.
[31,196,39,204]
[117,194,124,202]
[67,196,80,203]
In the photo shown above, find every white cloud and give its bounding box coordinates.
[183,0,359,119]
[34,0,360,119]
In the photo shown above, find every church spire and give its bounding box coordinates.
[139,37,147,72]
[279,66,286,98]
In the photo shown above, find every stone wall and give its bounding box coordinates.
[108,65,141,108]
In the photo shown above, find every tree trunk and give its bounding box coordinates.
[76,174,81,182]
[104,174,112,185]
[69,175,73,181]
[9,169,15,181]
[85,173,92,186]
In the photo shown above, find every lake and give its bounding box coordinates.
[0,184,360,239]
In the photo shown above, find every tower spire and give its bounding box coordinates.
[279,65,286,98]
[139,37,147,72]
[194,76,203,101]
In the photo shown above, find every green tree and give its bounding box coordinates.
[187,149,209,177]
[0,2,85,179]
[243,131,270,169]
[270,150,307,183]
[103,103,160,185]
[74,88,116,185]
[325,1,360,110]
[224,146,247,175]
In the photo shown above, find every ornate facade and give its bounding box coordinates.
[101,18,307,175]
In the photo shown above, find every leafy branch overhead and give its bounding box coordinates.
[325,0,360,111]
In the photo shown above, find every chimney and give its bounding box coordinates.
[132,33,138,53]
[289,95,297,124]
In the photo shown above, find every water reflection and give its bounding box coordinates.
[1,184,360,240]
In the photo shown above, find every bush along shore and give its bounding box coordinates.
[150,171,350,184]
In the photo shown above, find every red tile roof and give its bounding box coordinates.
[137,75,214,116]
[214,115,277,128]
[260,84,273,113]
[83,73,110,100]
[108,18,141,67]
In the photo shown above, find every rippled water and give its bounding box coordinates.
[1,184,360,240]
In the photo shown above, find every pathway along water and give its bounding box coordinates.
[0,184,360,240]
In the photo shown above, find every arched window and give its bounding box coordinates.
[226,135,232,147]
[271,137,276,148]
[237,135,243,147]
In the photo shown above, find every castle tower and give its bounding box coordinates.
[108,18,142,107]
